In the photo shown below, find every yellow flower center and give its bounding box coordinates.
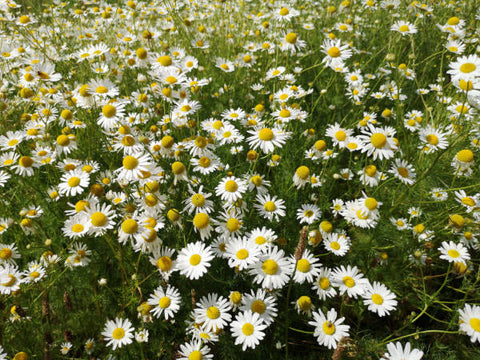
[356,210,369,220]
[323,321,336,335]
[207,306,220,319]
[279,109,291,118]
[225,180,238,192]
[285,32,297,44]
[0,248,12,260]
[255,236,266,245]
[198,157,211,168]
[158,55,172,66]
[456,149,473,163]
[188,351,203,360]
[236,249,249,260]
[19,15,31,24]
[259,128,274,141]
[398,25,409,32]
[230,291,242,304]
[328,47,341,58]
[251,300,266,314]
[370,133,387,149]
[189,254,201,266]
[171,162,185,175]
[193,213,209,229]
[157,256,172,271]
[112,328,125,340]
[319,277,330,290]
[262,259,278,275]
[242,323,254,336]
[123,156,138,170]
[195,136,207,148]
[470,318,480,332]
[68,177,80,187]
[121,219,138,234]
[426,134,439,145]
[343,276,355,287]
[297,296,312,311]
[330,241,341,250]
[191,194,205,207]
[296,166,310,180]
[397,167,409,178]
[71,224,84,233]
[296,259,310,273]
[90,212,107,227]
[279,7,289,15]
[460,63,476,73]
[19,156,33,168]
[371,293,384,305]
[121,135,135,147]
[264,201,276,212]
[159,296,171,309]
[102,104,117,118]
[226,218,240,232]
[30,271,40,278]
[364,197,378,210]
[448,249,460,258]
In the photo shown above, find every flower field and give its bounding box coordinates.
[0,0,480,358]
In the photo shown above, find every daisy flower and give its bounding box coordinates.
[0,243,20,265]
[194,293,232,332]
[58,170,89,197]
[323,232,351,256]
[451,149,474,175]
[178,340,213,360]
[357,164,384,187]
[290,249,322,284]
[176,241,214,280]
[296,204,321,225]
[321,39,352,67]
[98,102,126,130]
[357,125,397,160]
[246,126,291,154]
[0,265,23,294]
[438,241,470,265]
[313,268,338,300]
[391,21,417,36]
[101,317,134,350]
[225,237,260,271]
[455,190,480,212]
[230,311,267,351]
[247,226,277,251]
[240,289,278,325]
[362,282,398,317]
[149,246,177,280]
[249,246,292,289]
[309,308,350,349]
[254,193,286,222]
[292,166,311,189]
[215,176,247,203]
[191,212,213,241]
[447,54,480,82]
[115,153,152,182]
[381,342,424,360]
[458,303,480,343]
[332,265,369,299]
[390,159,416,185]
[62,215,90,239]
[85,203,116,236]
[147,285,181,320]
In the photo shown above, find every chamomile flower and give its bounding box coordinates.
[230,311,267,351]
[115,153,152,182]
[240,289,278,325]
[458,303,480,343]
[363,282,398,317]
[323,232,351,256]
[176,241,214,280]
[62,215,90,239]
[290,249,322,284]
[249,245,292,289]
[332,265,369,298]
[309,308,350,349]
[296,204,321,225]
[58,170,89,197]
[247,226,277,251]
[147,285,181,320]
[225,237,260,271]
[85,202,116,236]
[246,126,291,153]
[254,193,286,222]
[0,243,20,265]
[391,21,417,36]
[194,293,232,332]
[439,241,470,265]
[101,317,134,350]
[183,186,214,215]
[381,342,424,360]
[178,340,213,360]
[313,268,338,300]
[448,54,480,82]
[358,125,397,160]
[215,176,247,203]
[390,159,416,185]
[321,39,352,67]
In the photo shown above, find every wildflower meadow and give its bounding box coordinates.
[0,0,480,358]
